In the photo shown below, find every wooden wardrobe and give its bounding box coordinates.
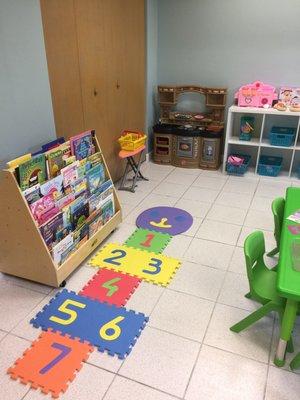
[40,0,146,181]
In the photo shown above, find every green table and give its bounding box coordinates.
[275,187,300,366]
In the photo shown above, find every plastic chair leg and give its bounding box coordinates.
[290,353,300,370]
[230,302,278,333]
[245,292,252,299]
[267,247,279,257]
[287,337,294,354]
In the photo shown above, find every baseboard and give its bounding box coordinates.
[146,151,153,162]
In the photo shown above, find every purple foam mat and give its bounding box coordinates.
[136,206,193,235]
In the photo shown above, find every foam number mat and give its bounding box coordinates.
[30,289,148,359]
[7,330,93,398]
[79,268,141,306]
[89,243,181,286]
[125,228,172,253]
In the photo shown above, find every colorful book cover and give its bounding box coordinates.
[88,152,102,167]
[60,243,75,264]
[101,196,115,224]
[47,149,64,178]
[60,161,79,187]
[88,187,113,213]
[52,233,73,265]
[55,193,75,210]
[41,137,65,152]
[40,212,64,249]
[71,177,87,198]
[71,202,89,230]
[70,130,94,160]
[23,184,41,205]
[38,207,60,226]
[64,155,76,166]
[40,175,63,199]
[30,193,55,223]
[7,153,31,169]
[18,154,47,190]
[61,143,72,162]
[69,195,85,215]
[88,209,103,237]
[86,163,105,195]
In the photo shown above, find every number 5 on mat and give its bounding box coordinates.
[49,299,86,325]
[39,343,71,374]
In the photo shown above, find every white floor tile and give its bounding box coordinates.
[169,261,225,301]
[24,362,114,399]
[183,186,220,203]
[250,195,273,212]
[244,209,274,231]
[0,282,47,331]
[174,198,212,218]
[206,204,247,225]
[218,272,256,312]
[196,220,241,246]
[215,191,253,209]
[0,334,33,400]
[163,235,192,258]
[152,182,188,198]
[0,273,52,295]
[102,223,137,245]
[222,179,258,195]
[192,175,227,190]
[184,238,234,270]
[104,376,177,400]
[228,247,246,274]
[117,189,148,206]
[185,345,267,400]
[87,350,123,373]
[265,366,300,400]
[65,266,96,293]
[237,227,276,252]
[125,281,164,316]
[0,330,7,341]
[149,289,214,341]
[204,303,273,363]
[181,217,203,237]
[164,171,198,186]
[120,327,200,397]
[173,167,201,176]
[256,180,289,199]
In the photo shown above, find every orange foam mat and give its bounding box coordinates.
[7,329,93,398]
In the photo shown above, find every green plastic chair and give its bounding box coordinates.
[290,353,300,370]
[267,197,285,257]
[230,230,293,352]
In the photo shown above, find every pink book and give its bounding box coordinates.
[30,194,56,224]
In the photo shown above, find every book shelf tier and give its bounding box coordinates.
[0,137,122,287]
[223,105,300,178]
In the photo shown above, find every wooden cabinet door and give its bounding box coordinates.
[41,0,146,182]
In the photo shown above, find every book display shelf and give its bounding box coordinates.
[223,106,300,178]
[0,136,122,287]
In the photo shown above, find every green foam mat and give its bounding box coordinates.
[124,228,172,253]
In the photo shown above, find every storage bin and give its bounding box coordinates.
[226,154,251,176]
[118,131,146,151]
[258,155,283,177]
[269,126,296,147]
[240,116,255,141]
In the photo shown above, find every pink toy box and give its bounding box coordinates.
[235,81,278,108]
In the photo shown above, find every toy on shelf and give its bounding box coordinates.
[235,81,277,108]
[273,87,300,112]
[240,116,255,141]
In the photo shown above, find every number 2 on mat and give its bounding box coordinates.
[140,233,155,248]
[142,258,162,275]
[103,249,127,266]
[39,343,71,374]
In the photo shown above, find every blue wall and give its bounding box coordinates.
[157,0,300,106]
[0,0,55,167]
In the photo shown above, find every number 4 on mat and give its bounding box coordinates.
[102,277,121,297]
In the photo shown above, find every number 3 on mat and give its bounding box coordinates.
[103,249,127,266]
[39,343,71,374]
[142,258,162,275]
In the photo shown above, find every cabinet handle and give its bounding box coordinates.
[93,89,98,96]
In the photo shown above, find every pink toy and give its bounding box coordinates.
[227,155,244,166]
[235,81,278,108]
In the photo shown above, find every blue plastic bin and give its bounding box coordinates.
[258,155,283,177]
[226,154,251,176]
[269,126,296,147]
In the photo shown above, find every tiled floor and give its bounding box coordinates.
[1,161,300,400]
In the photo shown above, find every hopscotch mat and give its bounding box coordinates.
[89,242,181,286]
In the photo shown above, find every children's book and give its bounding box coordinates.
[18,154,47,190]
[23,184,41,205]
[52,233,73,265]
[55,193,75,210]
[64,155,76,166]
[101,196,115,224]
[60,161,79,187]
[40,212,64,249]
[30,194,56,224]
[88,152,102,167]
[86,163,105,194]
[88,187,113,213]
[41,137,65,152]
[61,143,72,162]
[71,177,87,198]
[71,202,89,230]
[69,195,86,215]
[70,130,94,160]
[7,153,31,169]
[47,149,64,178]
[40,175,64,199]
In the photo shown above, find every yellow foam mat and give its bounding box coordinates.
[89,243,181,287]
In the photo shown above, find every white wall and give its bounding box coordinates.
[146,0,158,151]
[157,0,300,105]
[0,0,55,166]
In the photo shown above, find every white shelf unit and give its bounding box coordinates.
[223,105,300,178]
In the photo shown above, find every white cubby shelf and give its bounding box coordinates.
[223,105,300,178]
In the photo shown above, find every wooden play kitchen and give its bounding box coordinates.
[0,135,122,287]
[153,85,227,169]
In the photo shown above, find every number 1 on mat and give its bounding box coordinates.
[140,233,155,248]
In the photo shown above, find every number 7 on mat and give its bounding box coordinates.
[39,343,71,374]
